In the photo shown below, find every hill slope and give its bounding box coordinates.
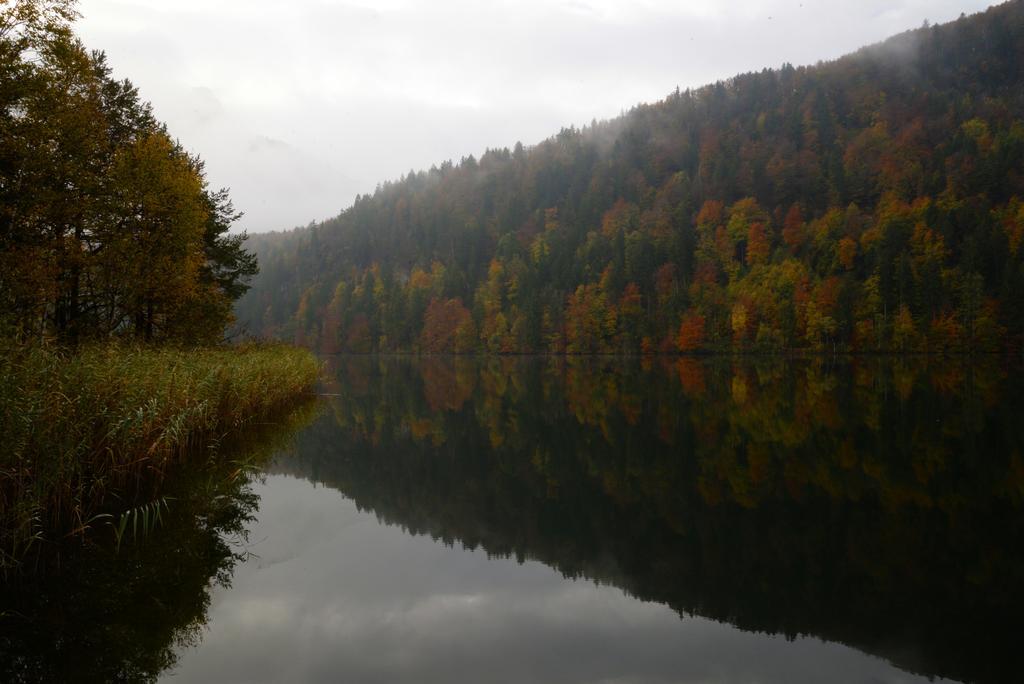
[236,2,1024,354]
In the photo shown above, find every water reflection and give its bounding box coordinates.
[168,474,951,684]
[0,400,319,683]
[4,356,1022,683]
[265,356,1024,684]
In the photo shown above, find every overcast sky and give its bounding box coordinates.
[76,0,995,234]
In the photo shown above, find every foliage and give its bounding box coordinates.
[0,343,320,570]
[0,0,256,344]
[421,297,475,353]
[238,3,1024,354]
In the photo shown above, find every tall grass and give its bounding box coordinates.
[0,343,320,570]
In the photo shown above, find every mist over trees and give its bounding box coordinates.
[237,2,1024,355]
[0,0,256,345]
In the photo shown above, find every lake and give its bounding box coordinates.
[3,356,1023,683]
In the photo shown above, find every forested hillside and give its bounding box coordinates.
[237,1,1024,354]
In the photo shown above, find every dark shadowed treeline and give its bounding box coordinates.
[239,2,1024,354]
[273,355,1024,684]
[0,0,256,345]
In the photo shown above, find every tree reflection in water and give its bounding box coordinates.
[276,355,1024,684]
[3,356,1022,684]
[0,400,320,683]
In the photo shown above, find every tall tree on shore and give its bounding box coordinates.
[0,0,257,344]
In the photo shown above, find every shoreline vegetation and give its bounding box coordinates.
[0,1,324,574]
[0,398,323,682]
[0,344,320,573]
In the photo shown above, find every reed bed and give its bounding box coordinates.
[0,343,320,570]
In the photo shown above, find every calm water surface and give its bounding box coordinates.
[4,356,1023,683]
[164,474,947,684]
